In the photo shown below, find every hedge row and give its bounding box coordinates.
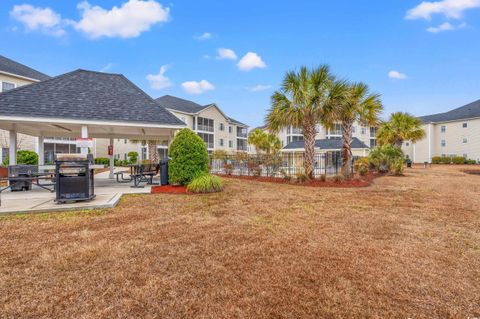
[431,156,477,165]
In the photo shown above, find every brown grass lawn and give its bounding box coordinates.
[1,166,479,318]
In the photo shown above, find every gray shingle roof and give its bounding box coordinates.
[156,95,208,113]
[0,55,50,81]
[283,137,369,150]
[419,99,480,123]
[0,69,185,126]
[227,116,248,127]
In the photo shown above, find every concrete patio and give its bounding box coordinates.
[0,169,157,215]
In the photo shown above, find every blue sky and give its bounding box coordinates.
[1,0,480,127]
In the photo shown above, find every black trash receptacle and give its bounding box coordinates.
[406,159,412,168]
[159,158,169,186]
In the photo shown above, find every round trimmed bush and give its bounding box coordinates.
[187,174,224,193]
[168,128,209,185]
[17,150,38,165]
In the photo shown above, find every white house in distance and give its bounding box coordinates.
[403,99,480,163]
[156,95,249,154]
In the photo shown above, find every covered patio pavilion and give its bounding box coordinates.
[0,69,185,179]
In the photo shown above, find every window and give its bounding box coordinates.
[462,122,468,128]
[124,139,127,144]
[1,82,15,92]
[352,126,356,133]
[463,138,467,144]
[197,117,214,132]
[229,126,232,133]
[197,133,214,149]
[219,123,225,131]
[441,140,446,147]
[370,127,377,138]
[229,140,233,148]
[287,135,304,144]
[441,125,446,133]
[370,139,376,148]
[361,127,366,135]
[219,138,224,147]
[463,153,468,158]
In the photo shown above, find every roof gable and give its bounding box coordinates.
[0,55,50,81]
[419,99,480,123]
[0,69,185,126]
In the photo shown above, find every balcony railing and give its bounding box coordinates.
[197,124,214,132]
[236,132,247,138]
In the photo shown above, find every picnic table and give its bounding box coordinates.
[0,172,55,207]
[114,163,159,187]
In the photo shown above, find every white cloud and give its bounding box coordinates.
[427,21,466,32]
[74,0,170,39]
[388,70,407,80]
[181,80,215,94]
[237,52,267,71]
[216,48,237,60]
[194,32,212,40]
[146,65,172,90]
[249,84,272,92]
[10,4,67,36]
[406,0,480,20]
[99,62,114,72]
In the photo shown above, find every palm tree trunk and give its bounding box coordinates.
[341,121,353,179]
[303,118,316,179]
[148,141,159,164]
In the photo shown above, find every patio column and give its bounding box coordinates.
[38,136,45,165]
[9,129,17,165]
[109,137,114,179]
[80,125,88,155]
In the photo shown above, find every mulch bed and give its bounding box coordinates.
[151,185,190,194]
[462,169,480,175]
[217,172,383,188]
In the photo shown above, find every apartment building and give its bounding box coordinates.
[403,99,480,163]
[255,122,376,156]
[0,55,51,163]
[156,95,249,154]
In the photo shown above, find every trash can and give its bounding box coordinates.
[159,158,169,186]
[406,159,412,168]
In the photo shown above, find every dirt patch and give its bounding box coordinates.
[462,169,480,175]
[151,184,189,194]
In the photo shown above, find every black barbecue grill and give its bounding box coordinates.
[55,154,95,203]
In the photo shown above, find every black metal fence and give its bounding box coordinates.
[209,152,360,178]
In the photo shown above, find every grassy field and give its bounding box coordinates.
[1,165,479,318]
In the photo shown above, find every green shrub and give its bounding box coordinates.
[389,158,405,176]
[466,159,477,164]
[128,151,139,164]
[187,174,224,193]
[17,150,38,165]
[368,145,404,173]
[332,174,344,182]
[168,128,209,185]
[212,150,228,161]
[354,157,370,176]
[431,156,442,164]
[439,156,452,164]
[452,156,465,165]
[95,157,110,165]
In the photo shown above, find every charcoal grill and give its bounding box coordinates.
[55,154,95,203]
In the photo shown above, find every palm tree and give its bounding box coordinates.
[333,82,383,179]
[377,112,425,148]
[247,128,281,154]
[248,128,266,154]
[266,65,341,178]
[130,139,161,163]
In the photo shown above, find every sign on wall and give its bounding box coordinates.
[76,138,93,149]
